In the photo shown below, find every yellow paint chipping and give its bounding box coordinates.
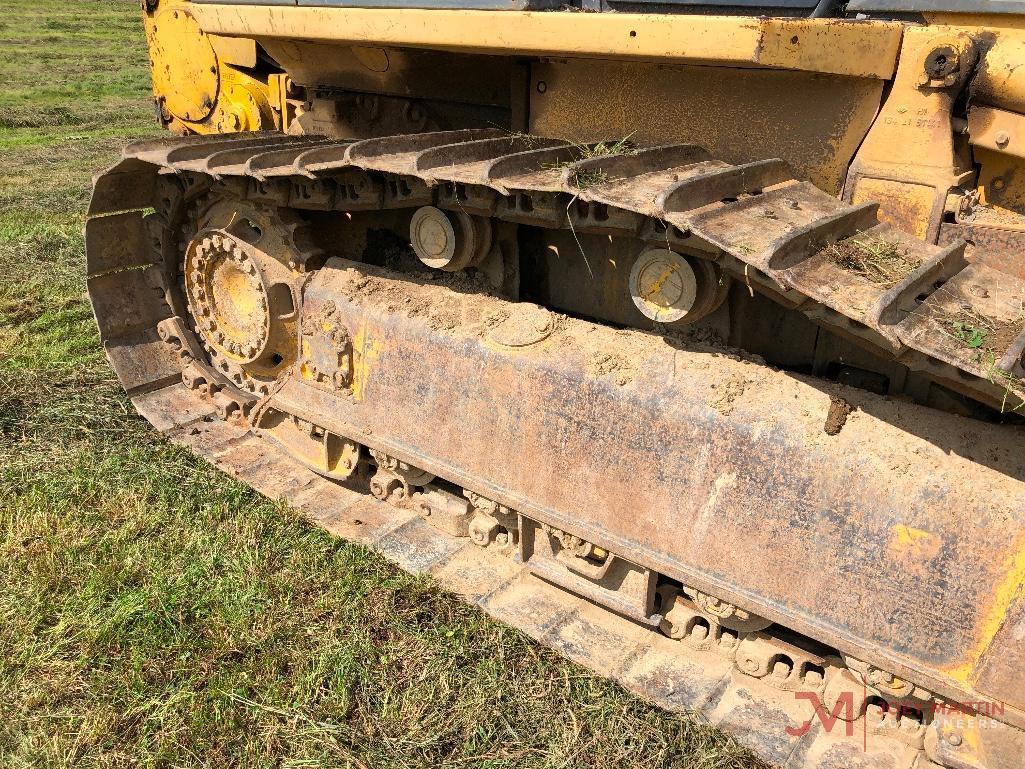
[350,322,383,402]
[888,524,942,562]
[943,532,1025,688]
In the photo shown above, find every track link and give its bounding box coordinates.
[132,378,957,769]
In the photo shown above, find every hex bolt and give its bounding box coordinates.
[947,732,963,747]
[996,131,1011,149]
[925,46,959,80]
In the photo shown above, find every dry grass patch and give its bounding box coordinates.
[823,232,920,287]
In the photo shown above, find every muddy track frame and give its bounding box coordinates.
[86,131,1025,769]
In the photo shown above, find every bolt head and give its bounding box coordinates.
[925,46,959,79]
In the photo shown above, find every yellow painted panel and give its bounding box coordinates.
[850,178,936,239]
[189,6,903,80]
[529,59,884,195]
[942,532,1025,689]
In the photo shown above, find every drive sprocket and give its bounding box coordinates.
[180,193,321,395]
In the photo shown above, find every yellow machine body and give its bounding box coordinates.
[87,2,1025,767]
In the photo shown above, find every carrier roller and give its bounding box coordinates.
[87,131,1025,769]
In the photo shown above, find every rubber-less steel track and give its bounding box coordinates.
[86,130,1025,769]
[91,129,1025,413]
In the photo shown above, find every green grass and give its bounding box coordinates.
[0,2,764,766]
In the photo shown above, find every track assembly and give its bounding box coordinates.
[86,131,1025,769]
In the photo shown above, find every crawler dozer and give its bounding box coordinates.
[87,0,1025,765]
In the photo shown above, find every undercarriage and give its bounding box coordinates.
[86,130,1025,769]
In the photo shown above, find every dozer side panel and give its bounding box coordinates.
[290,258,1025,714]
[186,6,905,78]
[528,59,884,195]
[156,2,911,212]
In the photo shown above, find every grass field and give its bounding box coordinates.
[0,2,764,766]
